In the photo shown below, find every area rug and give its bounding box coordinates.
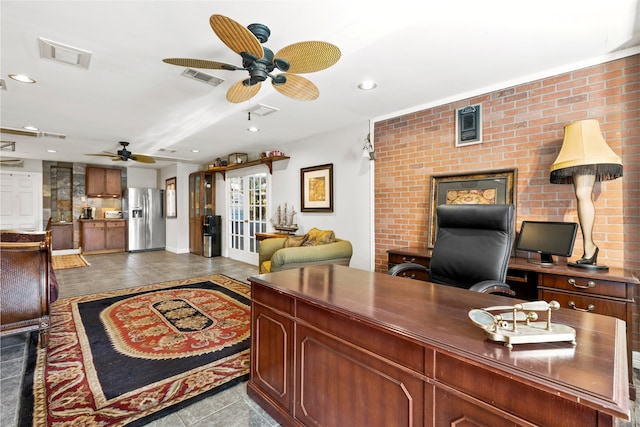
[19,274,251,426]
[51,254,90,270]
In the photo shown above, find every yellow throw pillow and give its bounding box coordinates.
[284,235,308,247]
[302,228,335,246]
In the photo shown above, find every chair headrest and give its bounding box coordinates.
[436,204,514,232]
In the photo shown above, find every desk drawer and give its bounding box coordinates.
[388,253,429,268]
[541,274,626,299]
[540,289,627,320]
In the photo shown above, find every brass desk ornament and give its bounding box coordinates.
[469,301,576,349]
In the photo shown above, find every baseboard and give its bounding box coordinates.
[52,249,81,256]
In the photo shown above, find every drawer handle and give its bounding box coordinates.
[567,278,595,289]
[402,257,416,263]
[568,301,595,312]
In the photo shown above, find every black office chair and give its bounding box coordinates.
[389,204,516,296]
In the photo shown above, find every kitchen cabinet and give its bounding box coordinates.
[50,223,73,250]
[105,220,126,250]
[188,171,215,255]
[86,167,122,197]
[80,220,125,253]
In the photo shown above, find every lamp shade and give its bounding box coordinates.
[550,119,623,184]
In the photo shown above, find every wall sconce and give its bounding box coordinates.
[362,134,376,160]
[550,119,623,270]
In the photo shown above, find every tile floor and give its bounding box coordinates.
[0,251,280,427]
[1,251,638,426]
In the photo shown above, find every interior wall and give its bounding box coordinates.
[373,54,639,273]
[272,122,373,270]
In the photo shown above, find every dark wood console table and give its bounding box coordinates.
[248,264,629,426]
[388,245,638,400]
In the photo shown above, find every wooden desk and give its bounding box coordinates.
[248,265,629,426]
[388,245,638,400]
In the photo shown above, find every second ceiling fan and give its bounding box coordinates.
[163,14,341,103]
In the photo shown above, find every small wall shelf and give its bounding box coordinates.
[207,156,290,180]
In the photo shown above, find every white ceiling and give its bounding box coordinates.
[1,1,638,169]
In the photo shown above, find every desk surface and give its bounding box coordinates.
[250,264,630,419]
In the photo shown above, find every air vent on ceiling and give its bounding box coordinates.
[0,158,24,167]
[245,103,279,117]
[181,69,224,86]
[1,141,16,151]
[39,37,92,69]
[0,79,6,90]
[159,148,177,153]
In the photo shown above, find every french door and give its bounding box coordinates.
[227,171,269,265]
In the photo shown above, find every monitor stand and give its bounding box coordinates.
[527,253,555,267]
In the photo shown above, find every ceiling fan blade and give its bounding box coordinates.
[129,154,156,164]
[275,41,341,74]
[209,14,263,59]
[85,152,118,158]
[273,74,319,101]
[226,79,261,103]
[162,58,240,70]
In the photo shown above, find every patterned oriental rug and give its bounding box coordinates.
[19,274,251,426]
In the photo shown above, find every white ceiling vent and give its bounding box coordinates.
[245,103,280,117]
[181,69,224,86]
[1,141,16,151]
[39,37,92,69]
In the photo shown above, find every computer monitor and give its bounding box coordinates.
[516,221,578,266]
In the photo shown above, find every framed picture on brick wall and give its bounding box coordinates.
[455,103,482,147]
[428,168,517,247]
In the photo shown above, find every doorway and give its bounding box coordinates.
[227,171,269,265]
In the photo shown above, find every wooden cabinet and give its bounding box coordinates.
[105,220,126,250]
[80,220,125,253]
[188,171,215,255]
[50,223,73,250]
[248,265,630,427]
[86,167,122,197]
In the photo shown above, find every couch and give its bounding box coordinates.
[258,229,353,273]
[0,230,59,347]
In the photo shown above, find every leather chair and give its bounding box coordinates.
[389,204,516,296]
[0,230,58,347]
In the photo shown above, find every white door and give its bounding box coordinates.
[0,171,43,230]
[227,171,269,265]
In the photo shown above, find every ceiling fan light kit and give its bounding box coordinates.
[163,14,340,103]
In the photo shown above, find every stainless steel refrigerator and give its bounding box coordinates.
[124,188,165,251]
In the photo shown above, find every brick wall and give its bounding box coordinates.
[374,54,639,272]
[373,55,639,349]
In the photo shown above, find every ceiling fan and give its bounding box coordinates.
[86,141,156,164]
[163,14,341,103]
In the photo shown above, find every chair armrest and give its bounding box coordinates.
[258,238,286,267]
[270,240,353,271]
[387,262,429,277]
[470,280,516,296]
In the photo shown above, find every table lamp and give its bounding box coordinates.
[550,119,623,270]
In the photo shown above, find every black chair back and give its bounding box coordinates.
[429,204,515,289]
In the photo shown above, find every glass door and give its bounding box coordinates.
[227,171,268,265]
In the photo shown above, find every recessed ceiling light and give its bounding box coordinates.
[47,149,56,153]
[247,126,259,132]
[358,80,377,90]
[191,149,200,153]
[8,73,36,83]
[23,125,39,131]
